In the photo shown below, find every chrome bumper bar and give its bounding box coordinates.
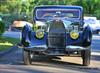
[18,45,87,51]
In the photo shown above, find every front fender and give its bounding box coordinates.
[21,24,32,47]
[82,25,92,47]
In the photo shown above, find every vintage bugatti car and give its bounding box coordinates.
[18,6,92,66]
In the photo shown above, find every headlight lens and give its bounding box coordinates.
[36,29,44,39]
[70,30,79,39]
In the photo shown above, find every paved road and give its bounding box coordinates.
[0,31,100,73]
[2,31,21,39]
[92,35,100,52]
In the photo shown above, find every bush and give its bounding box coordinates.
[1,14,17,28]
[94,10,100,19]
[0,21,5,36]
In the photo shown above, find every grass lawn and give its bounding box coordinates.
[0,37,20,52]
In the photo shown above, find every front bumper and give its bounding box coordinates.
[66,45,88,51]
[18,45,87,52]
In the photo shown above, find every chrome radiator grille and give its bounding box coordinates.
[48,33,66,48]
[47,19,66,49]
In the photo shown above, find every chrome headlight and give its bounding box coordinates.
[36,29,44,39]
[70,30,79,39]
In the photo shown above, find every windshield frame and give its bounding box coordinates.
[35,8,80,20]
[33,6,83,21]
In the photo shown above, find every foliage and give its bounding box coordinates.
[94,10,100,19]
[0,37,19,51]
[0,0,100,27]
[1,0,100,15]
[0,21,5,36]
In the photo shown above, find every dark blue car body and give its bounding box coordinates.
[19,6,92,66]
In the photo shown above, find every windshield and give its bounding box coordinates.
[36,8,80,20]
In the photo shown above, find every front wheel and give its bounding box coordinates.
[23,49,31,65]
[81,47,91,66]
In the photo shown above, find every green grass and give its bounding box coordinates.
[0,37,20,52]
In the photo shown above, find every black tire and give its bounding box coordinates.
[96,30,99,34]
[81,47,91,66]
[23,49,31,65]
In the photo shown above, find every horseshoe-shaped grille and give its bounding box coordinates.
[47,19,66,48]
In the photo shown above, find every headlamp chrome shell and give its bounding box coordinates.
[70,30,79,39]
[36,29,44,39]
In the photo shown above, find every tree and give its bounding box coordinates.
[0,21,5,37]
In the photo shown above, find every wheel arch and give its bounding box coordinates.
[21,24,32,46]
[82,25,92,47]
